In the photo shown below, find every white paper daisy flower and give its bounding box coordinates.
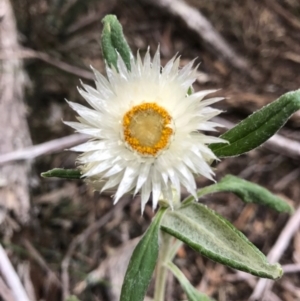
[65,48,227,212]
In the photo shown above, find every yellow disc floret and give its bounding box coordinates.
[122,102,173,156]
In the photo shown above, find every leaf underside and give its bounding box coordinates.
[161,203,282,279]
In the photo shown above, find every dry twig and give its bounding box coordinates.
[74,238,140,301]
[144,0,255,77]
[250,206,300,300]
[22,239,61,288]
[61,197,132,301]
[17,262,37,301]
[264,0,300,31]
[0,276,15,301]
[0,134,88,165]
[64,0,117,35]
[282,263,300,274]
[0,244,30,301]
[264,135,300,161]
[0,49,95,80]
[0,0,32,223]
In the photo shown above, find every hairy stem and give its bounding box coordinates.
[153,231,183,301]
[153,232,171,301]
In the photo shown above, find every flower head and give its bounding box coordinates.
[65,48,226,212]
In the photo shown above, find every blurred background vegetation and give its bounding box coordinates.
[1,0,300,300]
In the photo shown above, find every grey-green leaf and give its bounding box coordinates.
[120,208,166,301]
[66,296,81,301]
[210,90,300,157]
[41,168,82,179]
[101,15,132,70]
[161,203,282,279]
[187,86,194,95]
[184,175,293,214]
[167,262,215,301]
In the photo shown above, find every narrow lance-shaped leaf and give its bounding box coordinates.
[101,15,132,70]
[210,90,300,157]
[41,168,82,179]
[167,262,215,301]
[161,203,282,279]
[183,175,293,214]
[120,207,166,301]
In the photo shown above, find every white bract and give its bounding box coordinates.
[65,48,226,212]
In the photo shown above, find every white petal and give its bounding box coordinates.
[198,97,224,108]
[143,47,151,75]
[117,52,129,80]
[74,128,104,137]
[152,46,161,75]
[141,178,151,213]
[174,163,196,197]
[67,101,103,127]
[151,167,161,210]
[82,160,113,177]
[79,150,114,164]
[167,169,181,195]
[162,54,177,77]
[197,121,224,131]
[197,134,229,145]
[80,81,101,98]
[188,90,217,102]
[177,59,196,81]
[101,172,124,192]
[91,66,111,90]
[161,183,173,208]
[63,121,90,131]
[70,140,111,152]
[103,160,127,177]
[135,50,143,76]
[134,163,151,195]
[78,87,104,111]
[114,162,140,203]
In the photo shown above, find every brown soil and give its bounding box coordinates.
[2,0,300,300]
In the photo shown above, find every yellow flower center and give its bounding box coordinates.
[123,102,173,156]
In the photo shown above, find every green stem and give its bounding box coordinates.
[153,232,171,301]
[154,194,182,301]
[153,232,183,301]
[166,238,183,261]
